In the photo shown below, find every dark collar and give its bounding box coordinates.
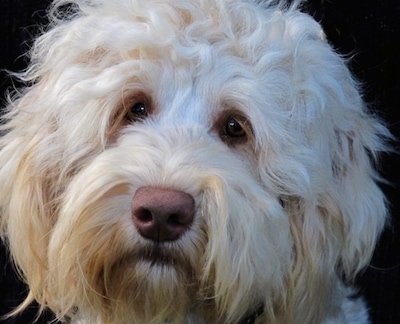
[239,304,264,324]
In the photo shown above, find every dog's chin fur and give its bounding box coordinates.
[0,0,389,323]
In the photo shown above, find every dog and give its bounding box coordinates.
[0,0,390,323]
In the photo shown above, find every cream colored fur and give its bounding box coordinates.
[0,0,389,323]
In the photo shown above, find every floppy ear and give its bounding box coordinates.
[283,111,388,275]
[330,126,388,279]
[0,86,60,312]
[254,7,389,321]
[0,80,109,314]
[283,12,389,282]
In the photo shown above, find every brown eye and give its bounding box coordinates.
[126,102,148,122]
[225,117,246,138]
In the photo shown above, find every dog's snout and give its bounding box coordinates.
[132,187,195,241]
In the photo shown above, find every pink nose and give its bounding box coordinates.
[132,187,195,242]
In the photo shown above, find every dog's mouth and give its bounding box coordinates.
[136,245,177,266]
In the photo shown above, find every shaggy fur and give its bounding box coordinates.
[0,0,389,323]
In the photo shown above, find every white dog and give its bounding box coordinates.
[0,0,389,323]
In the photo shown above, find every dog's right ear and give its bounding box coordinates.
[0,86,61,314]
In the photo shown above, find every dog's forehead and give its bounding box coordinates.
[43,0,325,126]
[95,2,319,120]
[141,55,255,121]
[110,34,264,125]
[76,0,282,84]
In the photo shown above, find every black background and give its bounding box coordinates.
[1,0,399,323]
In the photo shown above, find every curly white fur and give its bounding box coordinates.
[0,0,389,323]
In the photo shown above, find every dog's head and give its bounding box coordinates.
[0,0,388,322]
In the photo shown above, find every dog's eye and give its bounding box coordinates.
[216,113,252,145]
[225,117,246,138]
[126,102,148,122]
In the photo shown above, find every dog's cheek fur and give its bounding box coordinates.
[199,175,291,322]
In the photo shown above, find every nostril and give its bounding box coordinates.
[168,214,182,225]
[168,213,180,225]
[135,207,153,223]
[167,212,193,227]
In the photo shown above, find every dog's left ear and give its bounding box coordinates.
[323,120,388,280]
[288,12,390,281]
[257,4,390,289]
[253,8,391,319]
